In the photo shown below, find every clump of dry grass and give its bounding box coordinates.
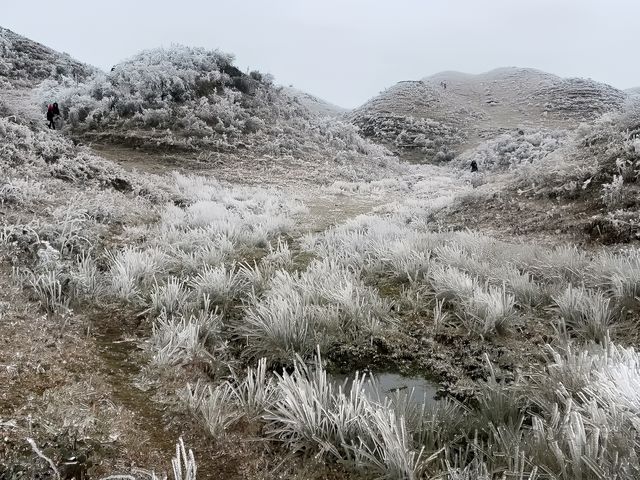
[232,259,390,364]
[553,285,616,342]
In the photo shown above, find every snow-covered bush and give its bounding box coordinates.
[27,269,68,314]
[188,264,248,310]
[181,381,237,438]
[0,178,46,205]
[456,129,567,171]
[152,309,221,366]
[553,286,616,342]
[149,276,193,317]
[460,284,518,336]
[107,246,170,301]
[69,251,102,298]
[591,249,640,306]
[601,174,625,207]
[233,259,391,364]
[519,341,640,479]
[511,100,640,244]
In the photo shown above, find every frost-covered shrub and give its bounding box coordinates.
[152,310,221,366]
[526,244,590,284]
[107,246,169,300]
[0,117,171,204]
[591,249,640,305]
[233,259,391,364]
[520,341,640,479]
[456,129,567,171]
[302,214,443,275]
[181,381,237,438]
[511,101,640,240]
[229,358,278,420]
[188,264,248,309]
[263,238,293,269]
[149,276,193,316]
[495,266,547,307]
[553,286,616,342]
[27,270,68,314]
[0,178,46,205]
[601,174,625,207]
[461,284,518,336]
[350,85,465,162]
[69,251,102,298]
[430,265,477,303]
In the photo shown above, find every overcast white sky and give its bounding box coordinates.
[3,0,639,108]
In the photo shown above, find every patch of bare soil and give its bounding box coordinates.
[295,193,383,234]
[86,142,295,187]
[89,143,210,177]
[438,188,596,247]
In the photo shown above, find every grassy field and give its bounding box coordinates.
[2,97,640,479]
[1,32,640,480]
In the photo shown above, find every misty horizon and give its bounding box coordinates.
[3,0,640,108]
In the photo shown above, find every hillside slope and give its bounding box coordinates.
[281,86,348,117]
[351,67,627,162]
[37,44,401,183]
[440,97,640,244]
[0,27,96,88]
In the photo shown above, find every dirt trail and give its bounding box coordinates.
[87,306,228,479]
[0,255,219,477]
[91,142,393,230]
[91,308,177,469]
[91,143,210,176]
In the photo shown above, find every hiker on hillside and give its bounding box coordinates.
[46,104,54,129]
[470,160,478,172]
[51,102,61,130]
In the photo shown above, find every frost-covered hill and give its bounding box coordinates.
[280,86,348,118]
[351,67,627,162]
[0,27,96,88]
[628,87,640,96]
[34,43,400,183]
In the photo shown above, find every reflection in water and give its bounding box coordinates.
[331,372,439,407]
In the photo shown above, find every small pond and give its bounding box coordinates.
[331,372,439,407]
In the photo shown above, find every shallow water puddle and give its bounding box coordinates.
[331,372,439,407]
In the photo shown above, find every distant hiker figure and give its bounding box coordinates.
[51,102,62,130]
[470,160,478,172]
[46,104,54,129]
